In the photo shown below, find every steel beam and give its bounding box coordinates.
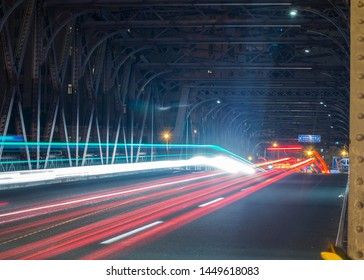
[0,0,25,33]
[348,0,364,260]
[120,61,132,163]
[44,97,60,169]
[129,69,136,163]
[135,62,342,71]
[81,19,305,30]
[42,0,325,8]
[61,106,72,167]
[113,37,341,47]
[135,87,151,163]
[174,86,190,144]
[31,0,44,168]
[81,105,95,166]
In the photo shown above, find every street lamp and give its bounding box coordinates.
[272,142,279,159]
[163,132,171,152]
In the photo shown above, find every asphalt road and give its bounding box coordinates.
[123,173,348,260]
[0,170,347,260]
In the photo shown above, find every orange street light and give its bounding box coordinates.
[163,132,171,151]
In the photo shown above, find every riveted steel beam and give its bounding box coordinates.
[349,0,364,260]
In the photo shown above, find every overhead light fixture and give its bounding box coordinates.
[289,9,298,17]
[304,49,310,53]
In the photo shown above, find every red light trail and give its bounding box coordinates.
[82,170,297,260]
[0,163,313,259]
[266,146,303,151]
[253,157,292,167]
[0,202,8,208]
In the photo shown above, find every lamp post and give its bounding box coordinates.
[163,132,170,153]
[272,142,279,159]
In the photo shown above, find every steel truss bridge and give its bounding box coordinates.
[0,0,363,259]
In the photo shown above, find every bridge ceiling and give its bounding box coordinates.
[44,0,349,146]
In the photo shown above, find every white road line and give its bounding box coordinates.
[241,186,254,191]
[100,221,163,245]
[0,172,224,219]
[198,197,224,207]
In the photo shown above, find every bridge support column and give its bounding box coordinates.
[174,86,190,144]
[349,0,364,260]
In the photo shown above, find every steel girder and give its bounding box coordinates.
[349,0,364,260]
[0,0,349,163]
[46,1,346,151]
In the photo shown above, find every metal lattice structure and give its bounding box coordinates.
[0,1,349,160]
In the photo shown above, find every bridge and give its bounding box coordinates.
[0,0,362,266]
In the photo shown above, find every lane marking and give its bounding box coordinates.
[198,197,224,207]
[0,172,224,219]
[100,221,163,245]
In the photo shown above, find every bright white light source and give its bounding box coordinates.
[195,155,256,174]
[289,10,298,16]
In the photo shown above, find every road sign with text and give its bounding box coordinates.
[298,134,321,143]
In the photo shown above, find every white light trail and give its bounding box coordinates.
[0,156,256,187]
[0,172,223,220]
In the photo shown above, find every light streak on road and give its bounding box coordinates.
[0,202,8,207]
[82,169,298,260]
[2,172,271,259]
[0,160,314,260]
[0,171,224,223]
[290,158,314,169]
[254,157,292,167]
[0,155,255,188]
[198,198,224,207]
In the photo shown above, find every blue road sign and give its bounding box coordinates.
[298,134,321,143]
